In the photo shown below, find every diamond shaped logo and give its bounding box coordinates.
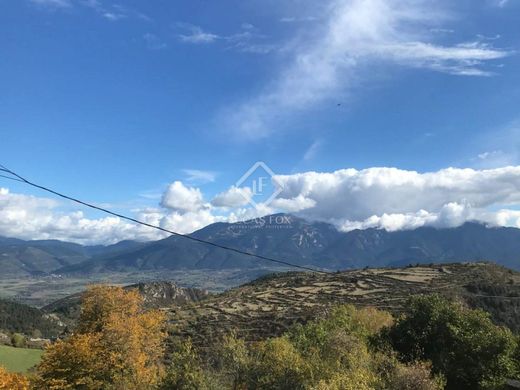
[236,161,283,208]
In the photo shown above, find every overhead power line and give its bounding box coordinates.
[0,164,331,275]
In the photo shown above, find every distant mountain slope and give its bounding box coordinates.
[59,215,520,274]
[0,298,64,338]
[0,237,144,277]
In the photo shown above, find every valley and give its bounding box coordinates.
[2,214,520,309]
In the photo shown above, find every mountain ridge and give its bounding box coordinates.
[58,215,520,274]
[3,215,520,278]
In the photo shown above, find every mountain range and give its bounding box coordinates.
[2,214,520,278]
[0,236,145,277]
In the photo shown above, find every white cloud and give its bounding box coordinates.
[0,188,167,245]
[222,0,511,139]
[176,23,277,54]
[161,209,222,234]
[211,186,252,208]
[161,181,206,212]
[5,166,520,244]
[303,140,322,161]
[30,0,71,8]
[182,169,218,184]
[270,195,316,212]
[178,25,220,44]
[274,166,520,223]
[103,11,125,21]
[279,16,317,23]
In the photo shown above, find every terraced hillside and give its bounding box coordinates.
[167,262,520,347]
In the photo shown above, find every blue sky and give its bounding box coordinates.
[1,0,520,244]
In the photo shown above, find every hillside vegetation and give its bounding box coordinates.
[2,285,520,389]
[0,299,63,338]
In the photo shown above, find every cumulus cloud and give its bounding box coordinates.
[161,181,206,212]
[161,209,222,234]
[211,186,252,208]
[270,195,316,213]
[222,0,511,139]
[272,166,520,230]
[5,166,520,244]
[0,188,167,245]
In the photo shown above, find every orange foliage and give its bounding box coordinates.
[35,285,167,390]
[0,366,30,390]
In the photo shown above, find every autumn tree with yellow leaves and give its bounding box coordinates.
[34,285,167,390]
[0,366,30,390]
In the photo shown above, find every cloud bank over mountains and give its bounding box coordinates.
[3,166,520,244]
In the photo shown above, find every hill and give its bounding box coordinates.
[165,262,520,347]
[0,299,64,338]
[43,281,209,325]
[0,281,208,338]
[0,236,144,278]
[59,215,520,274]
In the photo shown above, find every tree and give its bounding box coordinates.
[159,338,215,390]
[11,333,26,348]
[0,366,30,390]
[385,294,517,390]
[246,337,310,390]
[34,285,167,390]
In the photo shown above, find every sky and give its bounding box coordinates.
[1,0,520,244]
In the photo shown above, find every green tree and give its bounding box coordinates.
[159,338,214,390]
[11,333,26,348]
[385,294,517,390]
[246,337,310,390]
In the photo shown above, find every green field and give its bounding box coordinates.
[0,344,43,372]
